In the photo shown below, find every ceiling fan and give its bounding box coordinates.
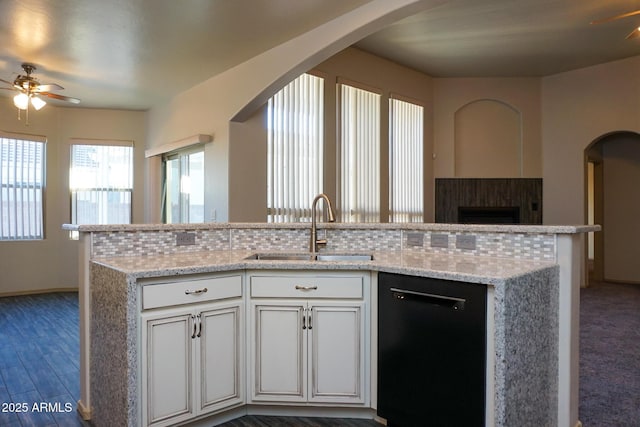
[1,63,81,105]
[1,63,80,123]
[591,9,640,39]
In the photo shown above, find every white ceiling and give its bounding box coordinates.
[2,0,640,110]
[356,0,640,77]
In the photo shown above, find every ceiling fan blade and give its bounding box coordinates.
[39,92,81,104]
[591,9,640,25]
[0,78,16,87]
[626,27,640,39]
[34,83,65,92]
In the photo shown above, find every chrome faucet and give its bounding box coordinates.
[310,193,336,254]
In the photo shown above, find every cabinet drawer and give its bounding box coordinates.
[250,275,363,299]
[142,275,242,310]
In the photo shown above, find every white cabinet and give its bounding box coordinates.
[143,310,192,426]
[140,274,244,427]
[311,303,364,403]
[249,272,368,405]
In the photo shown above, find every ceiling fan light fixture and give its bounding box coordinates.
[31,96,46,110]
[13,93,29,110]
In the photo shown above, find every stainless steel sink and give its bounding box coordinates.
[246,253,314,261]
[316,254,373,261]
[245,253,373,262]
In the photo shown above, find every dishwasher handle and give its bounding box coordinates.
[390,287,466,311]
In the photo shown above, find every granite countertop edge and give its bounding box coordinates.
[90,250,559,286]
[65,222,600,234]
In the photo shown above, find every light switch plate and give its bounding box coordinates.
[176,232,196,246]
[406,232,424,247]
[430,233,449,248]
[456,234,476,250]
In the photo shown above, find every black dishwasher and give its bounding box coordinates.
[378,272,487,426]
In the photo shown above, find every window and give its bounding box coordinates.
[339,83,380,222]
[0,133,45,240]
[267,73,324,222]
[163,149,204,223]
[70,142,133,226]
[389,97,424,222]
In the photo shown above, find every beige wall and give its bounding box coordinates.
[146,0,442,222]
[454,99,522,177]
[228,107,268,222]
[602,135,640,283]
[208,54,640,229]
[542,55,640,224]
[227,47,434,222]
[0,102,146,294]
[433,77,542,179]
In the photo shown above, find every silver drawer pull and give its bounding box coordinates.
[295,285,318,291]
[185,287,208,295]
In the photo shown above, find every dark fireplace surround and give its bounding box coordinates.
[435,178,542,224]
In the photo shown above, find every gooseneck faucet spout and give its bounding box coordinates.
[310,193,336,254]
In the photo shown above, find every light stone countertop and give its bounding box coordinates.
[91,249,558,286]
[66,221,599,234]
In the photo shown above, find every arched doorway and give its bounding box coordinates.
[585,131,640,284]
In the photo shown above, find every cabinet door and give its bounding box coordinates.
[251,301,307,402]
[309,302,365,404]
[198,302,243,414]
[142,311,194,427]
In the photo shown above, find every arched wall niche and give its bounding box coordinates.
[454,99,522,177]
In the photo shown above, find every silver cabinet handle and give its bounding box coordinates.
[191,315,197,339]
[295,285,318,291]
[302,308,307,330]
[308,307,313,330]
[196,313,202,338]
[185,287,208,295]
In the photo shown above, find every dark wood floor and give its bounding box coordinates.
[0,293,381,427]
[217,415,382,427]
[0,292,86,426]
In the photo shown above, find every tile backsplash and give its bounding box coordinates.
[89,225,556,262]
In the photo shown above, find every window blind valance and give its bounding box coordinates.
[145,134,212,158]
[0,130,47,143]
[70,138,133,147]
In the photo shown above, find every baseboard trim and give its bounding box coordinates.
[77,400,92,421]
[602,278,640,285]
[0,288,78,298]
[245,405,376,419]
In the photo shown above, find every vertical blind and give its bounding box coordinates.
[0,134,45,240]
[389,97,424,222]
[339,84,380,222]
[70,142,133,225]
[267,73,324,222]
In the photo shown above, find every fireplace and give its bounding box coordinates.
[458,206,520,224]
[435,178,542,224]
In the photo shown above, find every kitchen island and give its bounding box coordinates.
[66,222,597,427]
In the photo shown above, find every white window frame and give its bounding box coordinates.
[69,139,134,231]
[0,132,46,241]
[162,147,205,224]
